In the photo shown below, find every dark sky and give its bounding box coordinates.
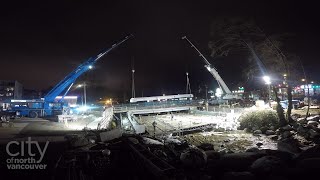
[0,0,319,99]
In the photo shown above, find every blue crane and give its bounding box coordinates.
[9,35,133,118]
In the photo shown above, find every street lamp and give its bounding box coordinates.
[77,82,87,107]
[263,76,271,85]
[263,76,272,106]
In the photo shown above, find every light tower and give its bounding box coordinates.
[186,72,191,94]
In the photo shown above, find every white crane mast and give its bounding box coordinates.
[182,36,231,94]
[182,36,242,100]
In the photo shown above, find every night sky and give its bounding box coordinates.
[0,1,319,100]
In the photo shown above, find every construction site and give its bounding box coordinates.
[1,1,320,179]
[0,33,320,179]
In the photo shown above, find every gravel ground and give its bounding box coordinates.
[136,112,239,135]
[182,130,277,152]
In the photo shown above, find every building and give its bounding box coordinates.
[0,80,23,101]
[294,84,320,97]
[0,80,23,109]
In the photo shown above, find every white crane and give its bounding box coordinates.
[182,36,242,100]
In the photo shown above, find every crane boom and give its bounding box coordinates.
[44,34,133,102]
[182,36,231,94]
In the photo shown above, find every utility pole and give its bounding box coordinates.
[131,57,136,98]
[83,82,87,107]
[205,85,208,101]
[186,72,191,94]
[205,84,208,111]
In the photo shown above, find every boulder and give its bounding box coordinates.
[297,125,309,135]
[268,135,279,140]
[291,114,301,121]
[266,130,276,135]
[142,137,164,145]
[281,125,293,131]
[281,131,293,139]
[260,126,268,134]
[292,123,300,131]
[307,116,319,122]
[295,145,320,161]
[128,137,139,144]
[253,130,262,134]
[256,142,263,148]
[198,143,214,151]
[269,126,276,131]
[277,138,301,154]
[218,152,266,171]
[307,121,319,126]
[250,156,287,176]
[205,150,221,160]
[65,134,91,148]
[246,147,260,152]
[260,149,294,163]
[297,117,307,124]
[223,139,230,143]
[180,147,207,168]
[309,129,320,139]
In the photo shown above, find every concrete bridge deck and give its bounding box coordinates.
[115,106,193,114]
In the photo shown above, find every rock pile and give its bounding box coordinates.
[202,145,320,179]
[177,115,320,179]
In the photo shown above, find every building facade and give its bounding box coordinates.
[0,80,23,101]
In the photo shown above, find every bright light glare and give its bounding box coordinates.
[105,99,113,104]
[206,66,211,71]
[68,124,84,130]
[77,84,82,88]
[88,65,93,69]
[76,106,88,112]
[215,88,222,98]
[263,76,271,85]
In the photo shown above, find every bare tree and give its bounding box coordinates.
[208,17,300,126]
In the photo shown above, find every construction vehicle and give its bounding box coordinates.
[7,35,133,119]
[0,108,16,122]
[182,36,242,101]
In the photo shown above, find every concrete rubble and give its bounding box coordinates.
[10,109,319,179]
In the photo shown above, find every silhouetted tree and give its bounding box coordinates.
[208,17,301,126]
